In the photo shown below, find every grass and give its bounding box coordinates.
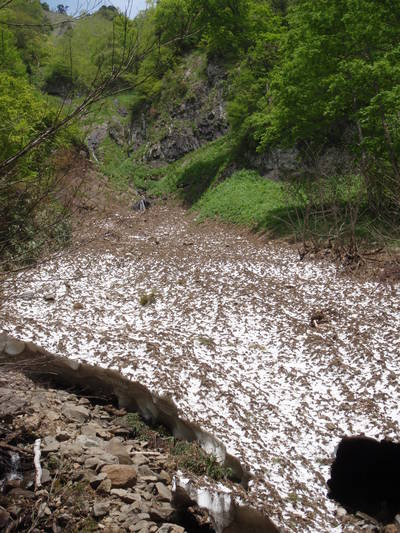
[117,412,234,481]
[170,440,234,482]
[193,169,287,231]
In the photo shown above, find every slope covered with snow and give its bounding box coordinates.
[1,205,399,531]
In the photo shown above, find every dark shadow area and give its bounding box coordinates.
[328,436,400,524]
[176,154,227,205]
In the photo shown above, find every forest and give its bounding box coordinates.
[1,0,400,267]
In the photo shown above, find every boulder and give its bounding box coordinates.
[155,482,172,502]
[106,437,132,465]
[62,404,90,423]
[102,465,138,489]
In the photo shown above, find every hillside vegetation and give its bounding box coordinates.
[1,0,400,268]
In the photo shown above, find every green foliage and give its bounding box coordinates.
[154,0,200,53]
[256,0,400,207]
[171,440,234,481]
[194,169,286,230]
[44,13,114,94]
[227,1,283,144]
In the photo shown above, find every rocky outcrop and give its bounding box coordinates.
[129,58,228,163]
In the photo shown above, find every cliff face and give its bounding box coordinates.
[128,55,229,163]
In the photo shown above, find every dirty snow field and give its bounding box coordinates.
[1,205,400,532]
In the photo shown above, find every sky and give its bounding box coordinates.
[47,1,148,16]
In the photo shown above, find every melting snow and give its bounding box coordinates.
[1,205,400,531]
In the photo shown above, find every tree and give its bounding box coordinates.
[57,4,68,14]
[256,0,400,207]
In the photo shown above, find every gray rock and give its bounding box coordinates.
[96,478,112,495]
[155,482,172,502]
[132,453,148,467]
[111,489,141,503]
[89,473,108,490]
[41,468,51,484]
[106,437,132,465]
[93,501,110,518]
[42,436,60,453]
[62,404,90,423]
[129,520,157,532]
[157,525,185,533]
[149,503,175,522]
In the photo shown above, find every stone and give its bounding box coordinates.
[155,482,172,502]
[129,520,156,532]
[85,456,104,470]
[46,410,60,422]
[8,488,35,499]
[102,465,138,489]
[62,404,90,423]
[96,478,112,495]
[0,508,10,528]
[110,489,141,503]
[383,526,398,533]
[42,436,60,453]
[138,465,156,477]
[157,525,185,533]
[132,453,148,467]
[56,431,70,442]
[149,503,175,522]
[75,435,104,449]
[335,506,347,518]
[93,501,110,518]
[158,470,172,484]
[4,339,25,356]
[89,473,108,490]
[106,437,132,465]
[41,468,51,484]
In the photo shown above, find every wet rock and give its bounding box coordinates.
[102,465,138,488]
[62,404,90,423]
[155,482,171,502]
[93,501,110,518]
